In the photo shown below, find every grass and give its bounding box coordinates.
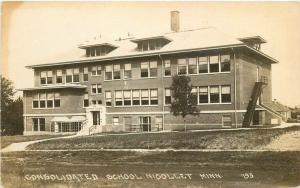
[1,135,64,149]
[28,126,300,150]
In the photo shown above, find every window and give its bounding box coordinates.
[113,64,121,79]
[155,117,163,131]
[113,117,119,126]
[198,56,208,74]
[40,71,53,84]
[40,72,47,84]
[54,93,60,107]
[92,65,101,76]
[47,71,53,84]
[105,65,112,80]
[32,92,60,109]
[149,61,157,77]
[191,87,198,103]
[221,85,231,103]
[39,93,46,108]
[56,70,63,83]
[86,48,91,57]
[33,118,39,131]
[164,60,171,76]
[115,91,123,106]
[199,86,209,104]
[66,69,73,83]
[123,90,131,106]
[188,58,197,74]
[73,68,80,82]
[39,118,46,131]
[132,90,140,106]
[165,88,171,105]
[209,56,219,73]
[105,91,112,106]
[138,40,164,51]
[141,89,149,105]
[91,47,96,56]
[222,115,232,127]
[83,67,89,81]
[178,59,187,75]
[150,89,158,105]
[97,85,102,94]
[96,48,101,56]
[141,62,149,78]
[47,93,54,108]
[33,93,39,108]
[210,86,220,103]
[124,63,132,79]
[92,100,97,105]
[221,55,230,72]
[97,100,102,105]
[91,84,102,94]
[92,85,97,94]
[83,93,89,107]
[33,118,45,131]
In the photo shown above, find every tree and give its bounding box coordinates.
[1,76,23,135]
[170,75,199,132]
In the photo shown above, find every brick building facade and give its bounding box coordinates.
[20,11,280,135]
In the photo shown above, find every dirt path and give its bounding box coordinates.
[263,131,300,151]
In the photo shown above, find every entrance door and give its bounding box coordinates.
[140,116,151,132]
[92,111,100,125]
[252,110,260,125]
[124,117,132,132]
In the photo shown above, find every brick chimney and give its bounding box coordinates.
[171,11,180,32]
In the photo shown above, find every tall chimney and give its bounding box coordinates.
[171,11,180,32]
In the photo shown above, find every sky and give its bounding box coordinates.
[1,2,300,107]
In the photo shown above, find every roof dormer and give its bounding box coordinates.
[78,43,118,57]
[130,36,172,52]
[238,36,266,51]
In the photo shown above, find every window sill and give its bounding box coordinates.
[112,105,159,108]
[90,93,103,96]
[198,103,232,105]
[91,75,102,77]
[32,107,61,110]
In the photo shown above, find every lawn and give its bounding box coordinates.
[28,126,300,150]
[1,135,64,149]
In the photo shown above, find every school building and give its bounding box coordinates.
[20,11,283,135]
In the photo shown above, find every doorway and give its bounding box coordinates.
[92,111,100,125]
[252,110,260,125]
[140,116,151,132]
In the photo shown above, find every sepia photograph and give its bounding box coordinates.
[1,1,300,188]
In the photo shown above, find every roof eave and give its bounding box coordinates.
[244,46,278,64]
[25,44,245,69]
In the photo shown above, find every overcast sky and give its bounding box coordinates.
[2,2,300,107]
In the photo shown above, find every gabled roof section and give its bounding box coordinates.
[25,27,278,69]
